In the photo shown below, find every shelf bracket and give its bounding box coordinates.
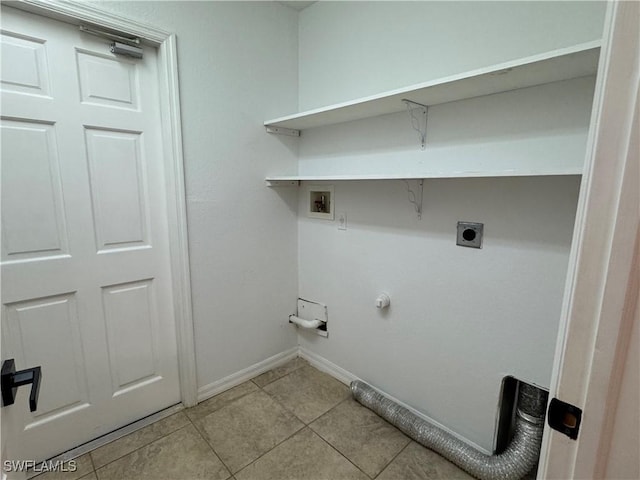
[266,179,300,187]
[265,125,300,137]
[402,99,428,150]
[402,179,424,220]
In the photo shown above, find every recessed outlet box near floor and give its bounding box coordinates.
[307,185,334,220]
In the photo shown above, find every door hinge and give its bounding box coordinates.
[547,397,582,440]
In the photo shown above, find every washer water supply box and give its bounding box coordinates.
[289,298,328,337]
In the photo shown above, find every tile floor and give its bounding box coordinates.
[36,358,474,480]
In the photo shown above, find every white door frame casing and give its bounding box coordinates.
[538,0,639,478]
[9,0,198,408]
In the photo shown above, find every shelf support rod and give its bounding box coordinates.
[402,99,428,150]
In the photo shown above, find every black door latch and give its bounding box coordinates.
[1,359,42,412]
[547,397,582,440]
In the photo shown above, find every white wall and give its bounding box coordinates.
[299,1,606,110]
[90,0,607,453]
[298,176,581,451]
[298,76,596,178]
[92,1,300,390]
[297,1,605,452]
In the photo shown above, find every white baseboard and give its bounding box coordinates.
[298,347,357,386]
[197,347,298,402]
[298,347,492,456]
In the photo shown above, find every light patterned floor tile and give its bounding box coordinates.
[262,365,350,423]
[251,358,308,388]
[310,398,410,477]
[194,390,303,473]
[235,428,368,480]
[186,381,259,421]
[377,441,474,480]
[95,424,229,480]
[90,412,190,469]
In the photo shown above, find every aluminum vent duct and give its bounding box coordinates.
[351,380,547,480]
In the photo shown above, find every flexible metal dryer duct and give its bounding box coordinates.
[351,380,548,480]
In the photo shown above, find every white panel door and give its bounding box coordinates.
[1,7,180,462]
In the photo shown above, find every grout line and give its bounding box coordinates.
[303,401,374,477]
[227,361,314,475]
[28,404,184,478]
[87,451,96,474]
[93,423,192,472]
[258,379,310,426]
[225,422,305,476]
[189,417,233,478]
[310,428,375,479]
[185,376,296,475]
[231,425,308,477]
[185,383,261,423]
[190,361,352,477]
[373,439,412,479]
[192,428,234,475]
[30,407,187,479]
[259,371,367,479]
[185,407,197,426]
[308,395,412,480]
[250,358,309,389]
[186,386,302,476]
[264,394,308,426]
[259,364,350,427]
[307,396,351,428]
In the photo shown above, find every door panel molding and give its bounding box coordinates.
[10,0,197,408]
